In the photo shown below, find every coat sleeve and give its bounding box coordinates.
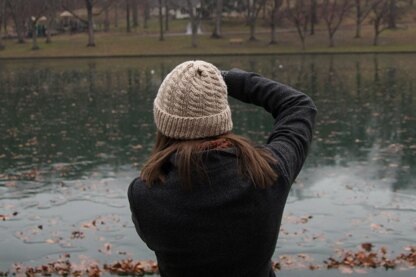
[222,69,317,186]
[127,178,147,243]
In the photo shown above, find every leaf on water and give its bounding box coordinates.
[0,214,9,221]
[103,259,158,275]
[309,264,319,270]
[370,223,383,230]
[339,265,353,274]
[45,239,55,244]
[82,222,96,229]
[361,243,373,252]
[70,231,85,239]
[99,243,112,256]
[131,144,143,150]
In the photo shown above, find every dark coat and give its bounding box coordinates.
[128,69,317,277]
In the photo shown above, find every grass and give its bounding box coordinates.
[0,20,415,59]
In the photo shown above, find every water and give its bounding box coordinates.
[0,55,415,276]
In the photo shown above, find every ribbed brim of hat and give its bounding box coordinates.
[154,102,233,140]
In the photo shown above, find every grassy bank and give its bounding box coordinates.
[0,23,415,58]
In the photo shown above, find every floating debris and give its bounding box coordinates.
[1,245,414,276]
[0,212,18,221]
[104,259,158,275]
[323,244,416,272]
[70,231,85,240]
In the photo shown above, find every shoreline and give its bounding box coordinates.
[1,49,415,60]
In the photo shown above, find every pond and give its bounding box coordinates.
[0,54,415,276]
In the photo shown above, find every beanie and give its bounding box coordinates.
[153,60,233,139]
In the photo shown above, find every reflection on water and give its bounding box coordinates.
[0,55,415,275]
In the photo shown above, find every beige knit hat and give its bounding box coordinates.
[154,60,232,139]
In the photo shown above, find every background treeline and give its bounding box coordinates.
[0,0,414,51]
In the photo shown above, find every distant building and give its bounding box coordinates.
[149,0,201,19]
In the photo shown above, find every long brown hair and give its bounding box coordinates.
[140,132,278,189]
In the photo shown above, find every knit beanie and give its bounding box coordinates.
[153,60,233,139]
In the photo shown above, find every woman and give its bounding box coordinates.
[128,60,316,277]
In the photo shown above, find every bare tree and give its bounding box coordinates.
[85,0,95,46]
[165,0,169,31]
[211,0,223,38]
[0,0,4,50]
[321,0,352,47]
[159,0,164,40]
[371,0,389,45]
[286,0,309,50]
[143,0,149,28]
[2,0,7,33]
[45,0,62,42]
[114,1,119,28]
[354,0,373,38]
[132,0,139,27]
[62,0,114,47]
[270,0,283,44]
[6,0,29,43]
[388,0,397,28]
[247,0,267,41]
[186,0,201,47]
[126,0,131,32]
[310,0,318,35]
[104,0,111,32]
[29,0,50,50]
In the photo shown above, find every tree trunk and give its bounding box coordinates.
[270,21,276,44]
[17,22,25,43]
[303,15,308,33]
[187,0,197,47]
[86,0,95,47]
[165,0,169,31]
[3,10,7,33]
[114,2,118,28]
[143,0,149,28]
[329,33,335,47]
[355,21,361,38]
[0,27,4,50]
[249,18,256,41]
[246,0,251,25]
[31,21,39,50]
[14,17,25,43]
[104,5,110,32]
[0,1,4,50]
[191,22,197,47]
[355,0,361,37]
[388,0,397,29]
[45,19,52,43]
[132,0,139,27]
[126,0,131,33]
[310,0,317,35]
[373,22,379,46]
[158,0,164,41]
[211,0,222,38]
[270,0,282,44]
